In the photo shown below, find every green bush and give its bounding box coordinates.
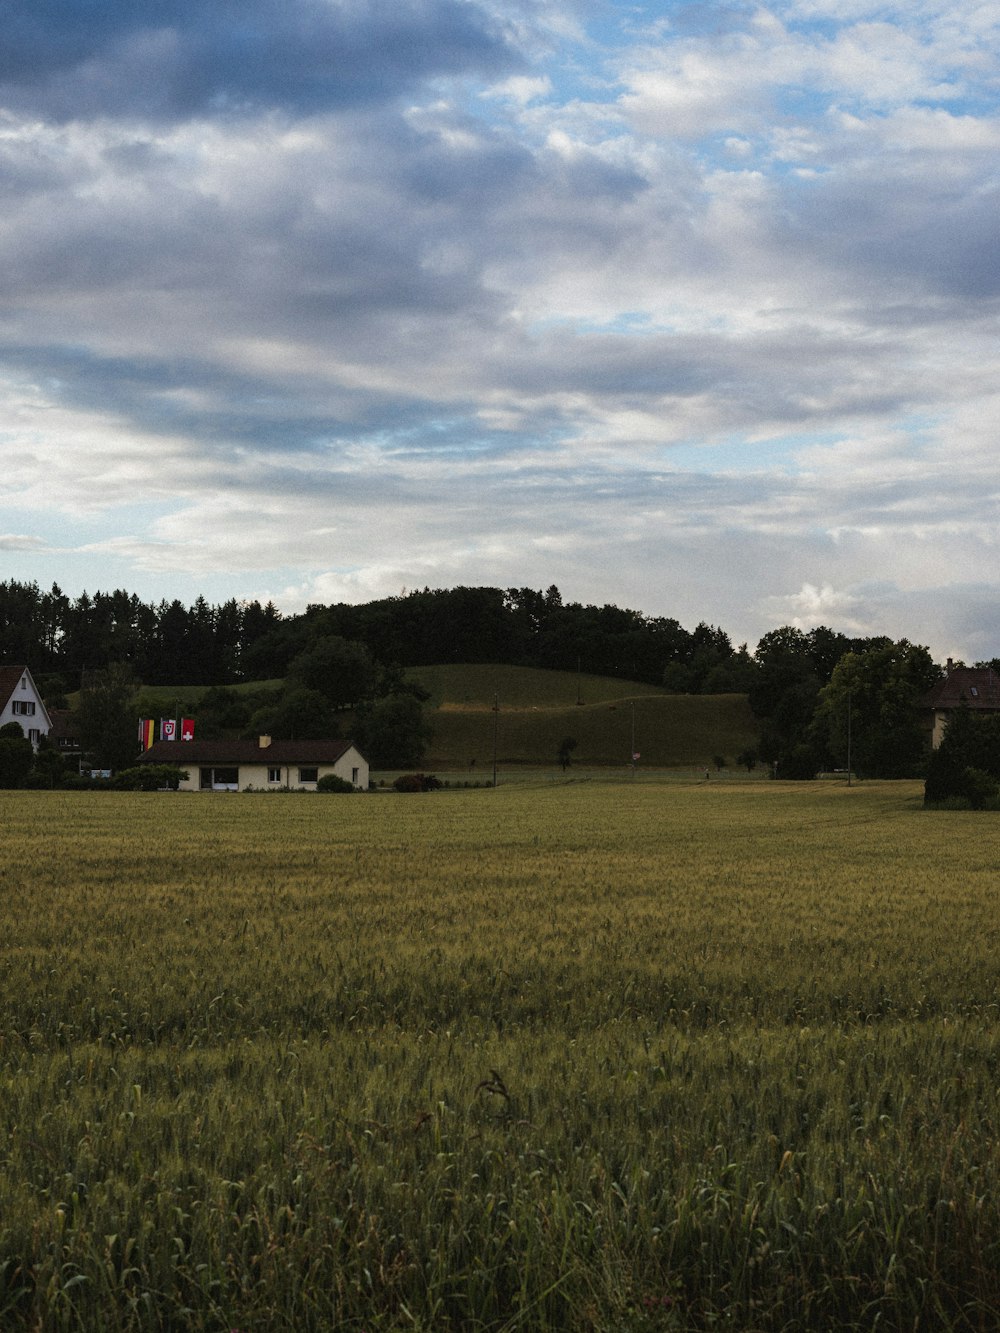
[111,765,188,791]
[0,733,33,788]
[392,773,442,792]
[925,765,999,811]
[316,773,356,793]
[60,773,107,790]
[776,743,820,780]
[924,710,1000,808]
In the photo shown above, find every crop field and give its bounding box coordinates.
[2,782,1000,1331]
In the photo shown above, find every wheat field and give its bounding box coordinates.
[1,782,999,1330]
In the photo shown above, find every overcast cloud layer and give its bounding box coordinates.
[2,0,998,660]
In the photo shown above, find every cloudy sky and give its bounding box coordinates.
[2,0,998,660]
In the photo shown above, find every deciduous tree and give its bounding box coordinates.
[76,663,139,771]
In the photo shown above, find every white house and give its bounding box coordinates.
[0,665,52,750]
[138,735,369,791]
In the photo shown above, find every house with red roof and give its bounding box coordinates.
[0,665,52,750]
[922,660,1000,748]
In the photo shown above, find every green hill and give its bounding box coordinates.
[91,664,759,772]
[409,664,759,770]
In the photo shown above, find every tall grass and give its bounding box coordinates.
[1,783,999,1329]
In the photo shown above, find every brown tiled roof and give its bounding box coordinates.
[46,709,80,743]
[0,665,28,712]
[138,738,363,764]
[922,667,1000,712]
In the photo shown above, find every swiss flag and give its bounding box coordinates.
[181,718,195,741]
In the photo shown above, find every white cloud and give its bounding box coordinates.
[0,533,48,551]
[0,0,998,662]
[483,75,553,104]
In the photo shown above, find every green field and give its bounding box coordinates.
[409,666,759,772]
[2,782,999,1330]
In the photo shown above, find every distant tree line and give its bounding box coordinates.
[5,578,995,781]
[0,581,282,690]
[0,579,759,692]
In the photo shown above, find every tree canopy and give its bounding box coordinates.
[0,578,962,784]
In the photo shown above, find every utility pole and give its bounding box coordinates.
[492,691,498,788]
[846,685,853,787]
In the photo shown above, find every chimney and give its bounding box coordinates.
[946,658,953,675]
[259,734,271,749]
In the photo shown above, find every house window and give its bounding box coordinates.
[298,767,319,784]
[200,766,239,790]
[28,729,39,745]
[12,701,35,716]
[352,767,359,785]
[268,766,282,783]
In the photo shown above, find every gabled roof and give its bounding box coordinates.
[0,665,30,712]
[138,738,364,765]
[0,665,52,729]
[922,666,1000,712]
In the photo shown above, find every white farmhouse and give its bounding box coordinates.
[137,735,369,791]
[0,665,52,750]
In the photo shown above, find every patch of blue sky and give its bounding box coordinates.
[463,43,615,123]
[369,417,559,459]
[663,428,847,474]
[912,90,1000,119]
[0,499,179,547]
[893,412,943,447]
[527,310,661,335]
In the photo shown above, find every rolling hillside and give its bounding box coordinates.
[409,664,759,770]
[109,664,759,772]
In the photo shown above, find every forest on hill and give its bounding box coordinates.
[0,578,983,779]
[0,580,746,688]
[1,577,970,691]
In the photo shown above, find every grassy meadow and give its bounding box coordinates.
[127,664,761,771]
[411,665,759,771]
[2,781,1000,1330]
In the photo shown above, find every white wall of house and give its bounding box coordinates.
[930,710,949,749]
[0,668,52,751]
[174,747,369,792]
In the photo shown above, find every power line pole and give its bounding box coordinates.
[847,685,852,787]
